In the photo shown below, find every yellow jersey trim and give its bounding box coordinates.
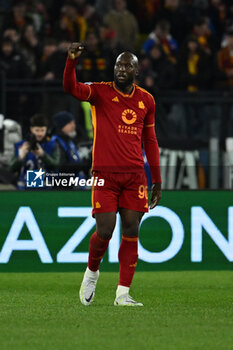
[144,123,155,127]
[122,235,138,242]
[91,105,97,171]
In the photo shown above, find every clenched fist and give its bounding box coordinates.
[68,42,84,60]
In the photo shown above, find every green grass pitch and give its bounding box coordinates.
[0,271,232,350]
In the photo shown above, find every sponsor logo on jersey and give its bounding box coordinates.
[121,109,137,125]
[118,125,137,135]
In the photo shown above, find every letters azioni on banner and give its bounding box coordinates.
[0,206,233,264]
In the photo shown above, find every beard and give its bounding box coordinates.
[114,74,134,89]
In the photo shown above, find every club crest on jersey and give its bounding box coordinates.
[122,109,137,125]
[138,101,145,109]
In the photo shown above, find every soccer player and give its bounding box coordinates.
[63,42,162,306]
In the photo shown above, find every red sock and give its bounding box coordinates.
[118,235,138,287]
[88,231,110,272]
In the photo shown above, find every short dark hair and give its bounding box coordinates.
[30,114,48,127]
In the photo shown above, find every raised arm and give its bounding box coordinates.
[63,42,93,101]
[142,97,162,209]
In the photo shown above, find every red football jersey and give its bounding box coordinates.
[63,58,161,182]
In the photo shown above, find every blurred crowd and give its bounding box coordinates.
[0,110,92,189]
[1,0,233,91]
[1,0,233,188]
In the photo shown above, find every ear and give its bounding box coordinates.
[135,68,139,77]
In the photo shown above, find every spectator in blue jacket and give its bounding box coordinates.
[142,20,178,62]
[9,114,60,189]
[52,111,91,176]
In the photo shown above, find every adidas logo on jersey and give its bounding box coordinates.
[112,96,119,102]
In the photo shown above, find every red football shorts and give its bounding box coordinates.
[91,171,149,215]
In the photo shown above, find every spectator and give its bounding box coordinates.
[216,30,233,88]
[53,15,74,42]
[2,0,32,33]
[176,35,213,140]
[37,39,70,117]
[99,23,125,58]
[78,30,113,82]
[95,0,114,18]
[19,23,42,75]
[37,38,57,79]
[104,0,139,51]
[177,35,211,91]
[142,20,178,61]
[52,111,91,175]
[127,0,161,34]
[26,0,50,35]
[154,0,186,45]
[47,0,65,28]
[74,0,100,29]
[0,37,32,119]
[9,113,60,189]
[139,45,177,94]
[2,27,20,48]
[41,41,70,80]
[56,2,87,42]
[207,0,227,46]
[0,37,31,79]
[192,17,216,56]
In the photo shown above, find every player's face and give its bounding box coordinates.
[30,126,47,141]
[114,57,136,89]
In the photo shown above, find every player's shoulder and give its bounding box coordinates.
[135,85,155,105]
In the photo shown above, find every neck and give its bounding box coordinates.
[114,82,134,95]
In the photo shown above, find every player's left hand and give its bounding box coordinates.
[150,183,162,209]
[33,143,44,157]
